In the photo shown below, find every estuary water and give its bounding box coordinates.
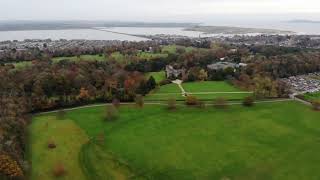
[0,28,149,41]
[0,21,319,42]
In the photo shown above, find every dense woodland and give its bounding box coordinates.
[0,41,320,179]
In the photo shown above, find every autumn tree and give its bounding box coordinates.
[53,163,67,177]
[242,96,255,107]
[57,109,66,120]
[0,154,24,178]
[105,105,119,122]
[167,98,177,110]
[253,74,278,99]
[135,95,144,108]
[185,96,199,106]
[213,97,228,109]
[312,100,320,111]
[112,99,121,109]
[198,69,208,81]
[77,87,90,102]
[146,76,157,90]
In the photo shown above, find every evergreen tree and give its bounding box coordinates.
[146,76,156,90]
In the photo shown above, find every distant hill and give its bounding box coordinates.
[0,20,200,31]
[287,19,320,24]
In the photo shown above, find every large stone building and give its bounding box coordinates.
[165,65,185,79]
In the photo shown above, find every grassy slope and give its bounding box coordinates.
[144,83,183,101]
[304,92,320,101]
[29,116,89,180]
[52,54,107,62]
[138,52,168,60]
[145,71,166,83]
[12,61,33,69]
[161,45,199,54]
[79,142,135,180]
[60,101,320,180]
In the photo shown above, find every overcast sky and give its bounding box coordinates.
[1,0,320,21]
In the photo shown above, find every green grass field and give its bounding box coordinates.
[52,54,107,62]
[29,117,89,180]
[182,81,241,92]
[12,61,33,70]
[144,83,183,101]
[303,92,320,101]
[138,52,168,60]
[161,45,208,54]
[183,81,253,101]
[145,81,252,101]
[30,101,320,180]
[145,71,166,83]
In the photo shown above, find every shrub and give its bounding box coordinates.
[295,94,306,100]
[159,79,171,86]
[0,154,24,178]
[167,98,177,110]
[135,95,144,108]
[242,96,255,107]
[312,100,320,111]
[56,109,66,120]
[197,101,206,109]
[47,140,56,149]
[112,98,120,109]
[105,105,119,122]
[213,97,228,109]
[52,163,67,177]
[185,96,199,106]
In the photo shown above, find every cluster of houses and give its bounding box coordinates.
[281,72,320,93]
[209,35,320,49]
[0,39,127,51]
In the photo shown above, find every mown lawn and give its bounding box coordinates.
[52,54,107,62]
[145,71,166,83]
[29,116,89,180]
[182,81,241,92]
[144,83,183,101]
[183,81,253,101]
[30,101,320,180]
[145,81,252,101]
[109,51,168,62]
[138,52,168,60]
[161,45,209,54]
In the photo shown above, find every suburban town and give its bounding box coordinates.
[1,34,320,54]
